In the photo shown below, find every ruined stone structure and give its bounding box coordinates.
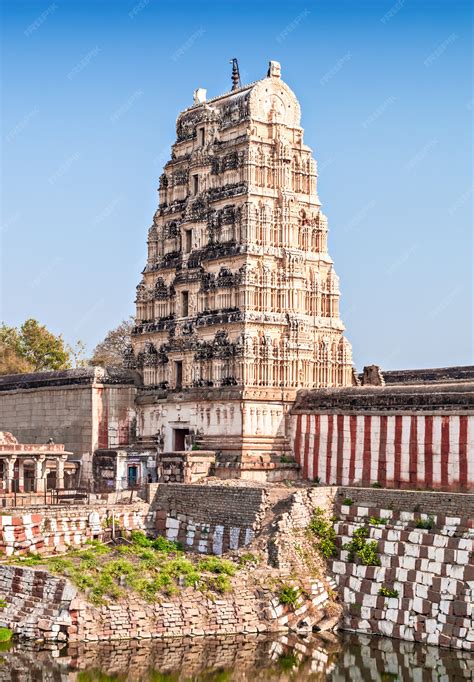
[0,431,73,494]
[127,61,353,466]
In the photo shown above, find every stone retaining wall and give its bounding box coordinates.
[0,563,332,642]
[151,483,269,554]
[335,487,474,517]
[330,502,474,651]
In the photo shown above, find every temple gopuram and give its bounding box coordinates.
[125,60,353,474]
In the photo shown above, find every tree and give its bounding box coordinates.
[0,342,34,375]
[0,319,72,374]
[91,317,134,367]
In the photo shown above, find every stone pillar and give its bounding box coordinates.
[56,456,67,490]
[17,459,24,493]
[3,457,17,494]
[34,456,46,493]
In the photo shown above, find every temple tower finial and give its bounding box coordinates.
[230,58,241,91]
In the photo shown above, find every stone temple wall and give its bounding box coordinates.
[291,372,474,492]
[292,413,474,491]
[0,368,139,484]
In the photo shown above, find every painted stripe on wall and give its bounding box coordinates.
[349,415,357,485]
[441,416,450,488]
[313,414,321,482]
[417,416,425,486]
[409,416,418,487]
[449,416,460,485]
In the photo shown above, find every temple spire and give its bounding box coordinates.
[230,58,241,91]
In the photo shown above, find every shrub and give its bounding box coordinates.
[238,552,258,567]
[371,482,382,488]
[198,557,236,576]
[0,628,12,643]
[369,516,388,526]
[416,516,435,530]
[204,574,232,594]
[278,585,300,608]
[344,526,380,566]
[342,498,353,506]
[151,536,183,553]
[308,507,337,559]
[379,586,399,598]
[129,531,152,547]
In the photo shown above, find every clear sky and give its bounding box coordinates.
[1,0,472,370]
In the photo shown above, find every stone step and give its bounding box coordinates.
[334,504,473,534]
[333,521,474,549]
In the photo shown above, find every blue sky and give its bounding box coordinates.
[1,0,472,370]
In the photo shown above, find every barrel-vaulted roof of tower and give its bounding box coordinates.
[175,61,302,139]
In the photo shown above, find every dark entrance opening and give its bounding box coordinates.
[174,428,189,451]
[128,465,138,488]
[24,466,35,492]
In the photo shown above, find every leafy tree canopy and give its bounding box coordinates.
[91,317,134,368]
[0,319,72,374]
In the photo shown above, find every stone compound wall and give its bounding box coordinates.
[330,499,473,651]
[292,413,474,492]
[0,563,332,642]
[150,483,269,554]
[0,503,155,556]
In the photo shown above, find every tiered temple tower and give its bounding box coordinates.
[127,61,353,470]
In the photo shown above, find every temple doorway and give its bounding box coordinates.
[173,428,189,451]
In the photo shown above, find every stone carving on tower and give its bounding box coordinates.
[129,60,353,470]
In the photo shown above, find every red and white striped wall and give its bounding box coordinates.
[292,414,474,492]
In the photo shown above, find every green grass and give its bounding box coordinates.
[415,516,435,530]
[238,552,258,567]
[369,516,389,526]
[278,585,301,608]
[8,532,243,605]
[379,585,399,598]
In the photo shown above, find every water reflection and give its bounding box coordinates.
[0,632,472,680]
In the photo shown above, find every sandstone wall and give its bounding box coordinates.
[0,383,94,461]
[151,483,268,553]
[0,369,138,484]
[292,413,474,491]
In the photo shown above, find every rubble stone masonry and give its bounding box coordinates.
[0,485,471,649]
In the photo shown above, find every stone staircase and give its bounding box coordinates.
[330,501,474,650]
